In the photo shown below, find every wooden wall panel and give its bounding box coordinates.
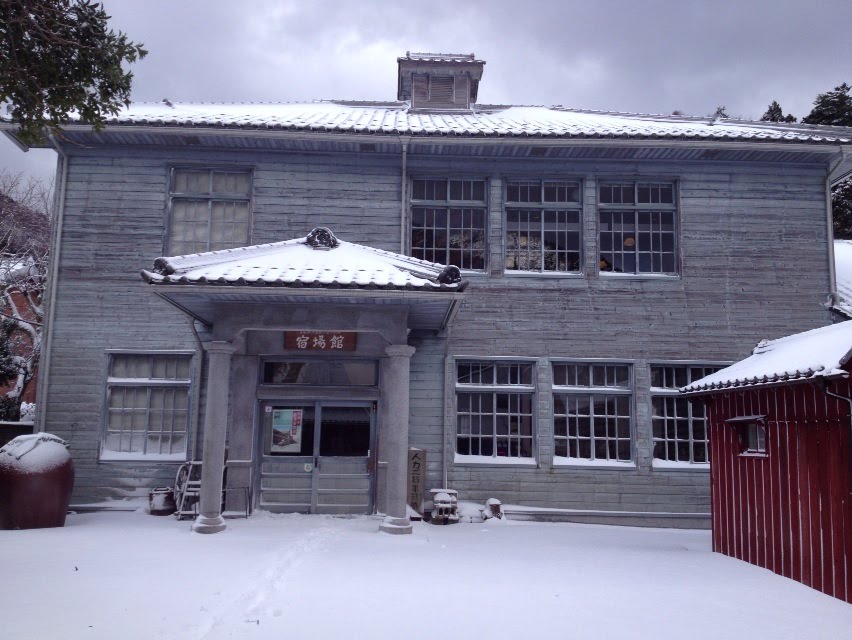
[707,380,851,603]
[44,145,836,524]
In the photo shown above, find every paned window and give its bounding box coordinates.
[456,360,535,459]
[410,178,487,270]
[505,180,581,272]
[599,182,677,274]
[650,364,722,464]
[552,362,633,462]
[744,423,767,455]
[168,168,252,255]
[728,419,768,456]
[103,353,192,459]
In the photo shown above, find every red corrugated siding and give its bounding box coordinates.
[707,380,851,603]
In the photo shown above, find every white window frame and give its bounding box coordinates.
[552,361,634,466]
[167,167,253,255]
[101,351,194,461]
[504,179,583,274]
[598,181,678,276]
[454,359,536,462]
[409,177,488,271]
[650,363,725,468]
[744,423,767,454]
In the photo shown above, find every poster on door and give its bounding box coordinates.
[271,409,303,453]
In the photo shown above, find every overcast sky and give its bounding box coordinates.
[3,0,851,187]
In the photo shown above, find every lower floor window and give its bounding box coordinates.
[651,364,722,464]
[552,362,633,462]
[553,393,632,461]
[457,392,534,458]
[456,360,535,459]
[103,353,192,458]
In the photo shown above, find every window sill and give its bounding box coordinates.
[454,453,537,467]
[738,452,769,459]
[598,272,681,280]
[503,271,584,279]
[652,460,710,472]
[551,457,636,470]
[99,452,186,463]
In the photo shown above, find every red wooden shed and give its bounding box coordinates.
[683,321,852,603]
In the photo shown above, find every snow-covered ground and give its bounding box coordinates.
[1,511,850,639]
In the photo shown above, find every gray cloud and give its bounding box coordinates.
[3,0,851,184]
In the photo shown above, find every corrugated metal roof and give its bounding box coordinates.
[834,240,852,318]
[54,101,852,144]
[682,321,852,393]
[142,228,465,292]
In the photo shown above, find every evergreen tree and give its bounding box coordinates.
[0,0,146,144]
[802,83,852,126]
[760,100,796,123]
[800,83,852,238]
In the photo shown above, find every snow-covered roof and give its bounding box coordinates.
[833,240,852,318]
[399,52,484,64]
[142,227,465,292]
[61,101,852,144]
[682,321,852,393]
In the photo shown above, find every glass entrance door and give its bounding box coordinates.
[258,401,375,514]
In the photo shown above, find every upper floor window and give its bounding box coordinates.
[102,352,193,460]
[598,182,677,275]
[650,364,723,465]
[168,168,252,255]
[505,180,582,273]
[410,178,487,270]
[552,362,633,463]
[456,360,535,459]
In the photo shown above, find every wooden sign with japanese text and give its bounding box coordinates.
[284,331,357,352]
[408,448,426,516]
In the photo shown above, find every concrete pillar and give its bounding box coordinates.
[379,344,416,535]
[193,341,235,534]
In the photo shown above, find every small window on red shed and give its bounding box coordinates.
[726,416,768,457]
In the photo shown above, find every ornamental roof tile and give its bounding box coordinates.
[141,228,465,292]
[682,321,852,393]
[67,101,852,144]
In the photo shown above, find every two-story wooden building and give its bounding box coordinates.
[3,52,851,534]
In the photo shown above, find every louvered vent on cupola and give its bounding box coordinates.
[398,52,485,110]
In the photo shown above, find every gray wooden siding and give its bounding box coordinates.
[43,145,833,517]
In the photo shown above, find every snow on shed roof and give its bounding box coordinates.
[682,321,852,394]
[61,101,852,144]
[141,227,465,292]
[833,240,852,318]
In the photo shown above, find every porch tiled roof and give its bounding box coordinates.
[65,101,852,144]
[682,321,852,393]
[141,228,465,292]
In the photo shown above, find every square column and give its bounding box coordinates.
[379,344,416,534]
[193,341,235,534]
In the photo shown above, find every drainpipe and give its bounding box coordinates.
[825,172,838,307]
[35,136,68,433]
[820,379,852,491]
[399,137,409,254]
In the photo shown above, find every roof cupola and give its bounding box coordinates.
[397,52,485,110]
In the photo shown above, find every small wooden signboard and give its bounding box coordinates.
[407,448,426,519]
[284,331,357,351]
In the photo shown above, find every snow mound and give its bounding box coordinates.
[0,433,71,475]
